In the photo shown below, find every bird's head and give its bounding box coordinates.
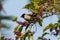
[21,13,25,18]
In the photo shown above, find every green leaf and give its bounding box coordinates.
[14,25,19,32]
[54,4,60,12]
[41,33,49,37]
[50,28,53,32]
[43,23,55,32]
[59,26,60,30]
[58,23,60,29]
[12,16,17,21]
[38,0,48,4]
[1,36,4,40]
[23,30,31,38]
[49,23,54,28]
[24,4,32,9]
[38,37,43,40]
[38,18,43,26]
[28,33,31,40]
[18,26,23,32]
[45,6,53,12]
[0,15,17,21]
[58,17,60,23]
[31,36,34,40]
[43,26,49,32]
[54,23,58,27]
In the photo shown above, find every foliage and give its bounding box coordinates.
[43,18,60,36]
[12,0,60,40]
[38,32,50,40]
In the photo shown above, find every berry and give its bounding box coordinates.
[17,21,29,26]
[15,32,21,36]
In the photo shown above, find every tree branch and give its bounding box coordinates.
[42,12,60,19]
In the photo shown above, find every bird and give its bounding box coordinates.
[21,13,38,30]
[21,14,32,21]
[21,14,37,22]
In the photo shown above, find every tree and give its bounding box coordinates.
[9,0,60,40]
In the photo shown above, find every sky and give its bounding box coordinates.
[1,0,60,40]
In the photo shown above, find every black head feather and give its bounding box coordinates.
[21,14,25,18]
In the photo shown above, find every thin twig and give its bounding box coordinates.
[42,13,60,19]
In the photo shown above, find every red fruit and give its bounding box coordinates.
[15,32,21,36]
[23,22,29,26]
[17,21,29,26]
[17,21,23,25]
